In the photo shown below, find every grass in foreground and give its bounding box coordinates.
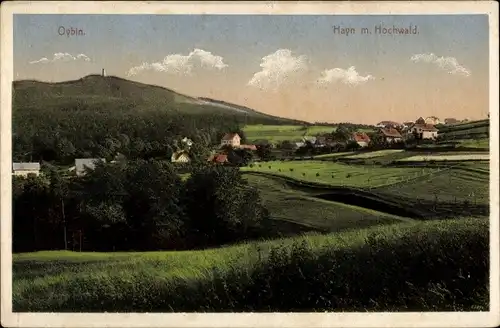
[13,217,489,312]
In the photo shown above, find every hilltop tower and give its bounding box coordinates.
[101,68,106,77]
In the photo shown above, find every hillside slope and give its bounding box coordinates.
[13,75,306,124]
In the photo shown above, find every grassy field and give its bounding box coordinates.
[375,163,489,205]
[243,124,375,143]
[242,160,440,188]
[244,174,411,232]
[344,149,405,159]
[457,139,489,148]
[13,217,489,312]
[397,153,489,162]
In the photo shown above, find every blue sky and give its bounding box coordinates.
[13,14,490,123]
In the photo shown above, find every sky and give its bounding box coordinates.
[13,14,489,124]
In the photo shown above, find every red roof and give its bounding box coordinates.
[380,128,402,138]
[214,154,228,163]
[352,132,371,143]
[222,133,240,141]
[413,123,438,131]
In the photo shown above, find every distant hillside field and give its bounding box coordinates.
[13,75,306,125]
[437,119,489,145]
[243,124,375,143]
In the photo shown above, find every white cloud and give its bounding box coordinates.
[126,48,228,77]
[247,49,308,91]
[410,53,470,76]
[29,53,91,64]
[317,66,375,86]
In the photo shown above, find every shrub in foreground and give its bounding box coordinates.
[13,218,489,312]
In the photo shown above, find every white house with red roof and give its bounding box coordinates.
[352,132,371,147]
[221,133,241,147]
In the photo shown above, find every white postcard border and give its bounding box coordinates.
[1,1,499,327]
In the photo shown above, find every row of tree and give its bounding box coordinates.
[13,160,269,253]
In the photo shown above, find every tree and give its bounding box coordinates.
[123,160,186,250]
[183,165,269,247]
[256,144,272,161]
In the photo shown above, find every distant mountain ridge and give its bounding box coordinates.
[13,75,307,125]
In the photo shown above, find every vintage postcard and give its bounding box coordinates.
[1,1,499,327]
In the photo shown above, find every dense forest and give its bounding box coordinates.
[11,75,308,252]
[12,75,305,164]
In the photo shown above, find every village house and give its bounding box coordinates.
[12,162,41,177]
[171,150,191,163]
[302,136,317,144]
[75,158,106,176]
[351,132,371,148]
[181,137,194,148]
[410,123,439,140]
[208,154,228,164]
[415,117,426,125]
[379,128,403,143]
[220,133,241,147]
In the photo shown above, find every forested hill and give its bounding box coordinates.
[12,75,305,163]
[13,75,305,125]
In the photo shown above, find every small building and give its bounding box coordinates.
[208,154,228,164]
[171,150,191,163]
[294,142,305,149]
[302,136,317,144]
[352,132,371,148]
[379,128,403,143]
[75,158,106,176]
[12,162,41,177]
[221,133,241,147]
[415,117,426,125]
[181,137,193,148]
[411,124,438,140]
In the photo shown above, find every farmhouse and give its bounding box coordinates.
[171,150,191,163]
[352,132,371,147]
[181,137,194,148]
[410,123,438,140]
[379,128,403,143]
[221,133,241,147]
[302,136,317,144]
[208,154,228,164]
[75,158,106,176]
[12,162,41,177]
[415,117,426,124]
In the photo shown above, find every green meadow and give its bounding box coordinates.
[242,160,441,188]
[13,217,489,312]
[243,124,375,143]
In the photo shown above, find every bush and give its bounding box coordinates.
[289,168,294,172]
[278,169,281,172]
[249,164,254,168]
[346,173,352,178]
[268,166,272,169]
[316,172,320,177]
[302,172,306,176]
